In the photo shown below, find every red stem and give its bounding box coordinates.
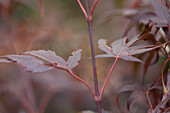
[77,0,87,18]
[90,0,99,16]
[146,91,153,112]
[161,58,169,93]
[67,70,95,97]
[164,107,170,113]
[99,57,118,100]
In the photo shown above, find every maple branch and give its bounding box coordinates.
[77,0,101,112]
[99,57,118,100]
[84,0,102,112]
[146,91,153,112]
[161,58,169,94]
[77,0,87,18]
[90,0,99,16]
[67,70,95,97]
[37,85,58,113]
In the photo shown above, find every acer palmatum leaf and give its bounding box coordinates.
[150,0,169,22]
[98,39,113,55]
[96,35,166,63]
[116,85,139,113]
[24,50,67,69]
[67,49,82,69]
[142,0,170,27]
[1,55,53,72]
[127,90,139,111]
[0,59,12,63]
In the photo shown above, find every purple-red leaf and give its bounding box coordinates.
[0,59,12,63]
[127,90,139,111]
[118,85,139,93]
[143,50,156,84]
[150,0,169,22]
[67,49,82,69]
[0,49,82,72]
[97,35,165,63]
[24,50,67,69]
[2,55,53,72]
[140,0,170,27]
[116,85,139,113]
[98,39,113,56]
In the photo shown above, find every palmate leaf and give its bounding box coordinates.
[0,59,12,63]
[150,0,169,22]
[140,0,170,27]
[24,50,67,69]
[0,55,53,72]
[96,35,165,63]
[67,49,82,70]
[127,90,140,111]
[0,49,82,73]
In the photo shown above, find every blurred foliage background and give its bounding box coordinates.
[0,0,164,113]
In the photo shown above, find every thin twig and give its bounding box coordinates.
[90,0,99,16]
[77,0,101,112]
[164,107,170,113]
[84,0,101,112]
[99,57,118,100]
[77,0,87,18]
[146,91,153,112]
[67,70,95,97]
[161,58,169,93]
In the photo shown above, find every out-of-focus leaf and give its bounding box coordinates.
[39,0,44,16]
[127,90,140,111]
[80,110,95,113]
[96,34,165,63]
[150,0,169,22]
[80,110,112,113]
[143,50,156,84]
[67,49,82,70]
[167,72,170,93]
[24,50,67,69]
[140,0,170,27]
[1,55,53,72]
[101,109,112,113]
[116,85,139,113]
[118,85,139,93]
[146,82,162,91]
